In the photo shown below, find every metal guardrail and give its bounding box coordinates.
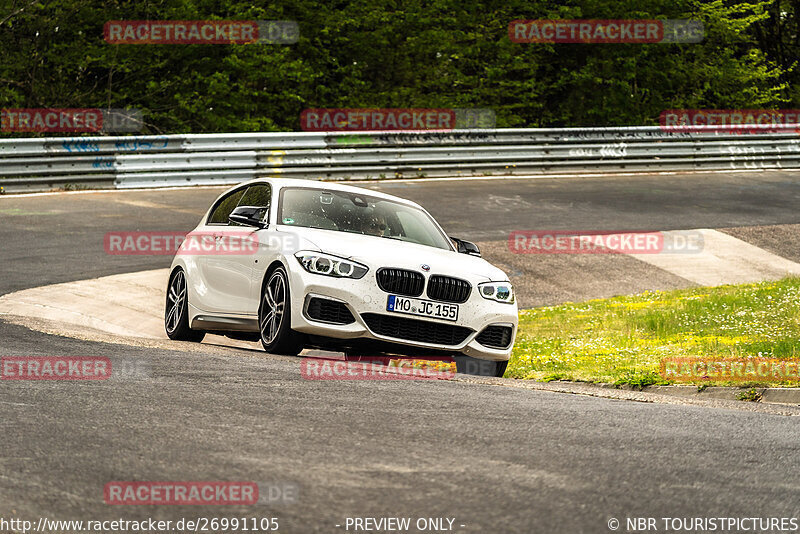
[1,127,799,192]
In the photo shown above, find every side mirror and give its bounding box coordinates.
[229,206,268,228]
[451,237,481,257]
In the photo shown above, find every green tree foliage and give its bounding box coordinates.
[0,0,791,133]
[753,0,800,104]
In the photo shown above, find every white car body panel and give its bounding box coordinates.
[193,228,256,314]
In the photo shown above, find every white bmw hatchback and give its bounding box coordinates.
[165,178,517,376]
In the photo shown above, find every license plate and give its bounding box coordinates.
[386,295,459,321]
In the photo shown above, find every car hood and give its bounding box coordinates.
[286,226,508,282]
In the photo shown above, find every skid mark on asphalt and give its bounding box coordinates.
[630,229,800,286]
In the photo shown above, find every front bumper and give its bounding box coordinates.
[287,266,518,362]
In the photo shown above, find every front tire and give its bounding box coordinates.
[259,267,304,356]
[165,269,205,342]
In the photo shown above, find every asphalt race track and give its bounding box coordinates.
[2,171,800,533]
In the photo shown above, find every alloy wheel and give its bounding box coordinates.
[261,271,286,345]
[166,270,186,334]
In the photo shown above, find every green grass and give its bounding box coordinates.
[507,277,800,387]
[736,388,763,402]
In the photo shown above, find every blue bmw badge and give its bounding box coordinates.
[421,264,430,271]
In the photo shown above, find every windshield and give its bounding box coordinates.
[278,188,453,251]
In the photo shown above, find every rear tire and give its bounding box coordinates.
[259,267,304,356]
[165,269,205,342]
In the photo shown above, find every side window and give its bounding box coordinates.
[238,184,271,207]
[237,184,272,222]
[208,188,246,225]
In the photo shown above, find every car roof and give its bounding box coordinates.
[234,177,424,209]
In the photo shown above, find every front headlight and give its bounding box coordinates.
[478,281,515,304]
[294,251,368,279]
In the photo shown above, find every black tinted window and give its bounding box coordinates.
[208,188,246,225]
[238,184,271,209]
[232,184,272,225]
